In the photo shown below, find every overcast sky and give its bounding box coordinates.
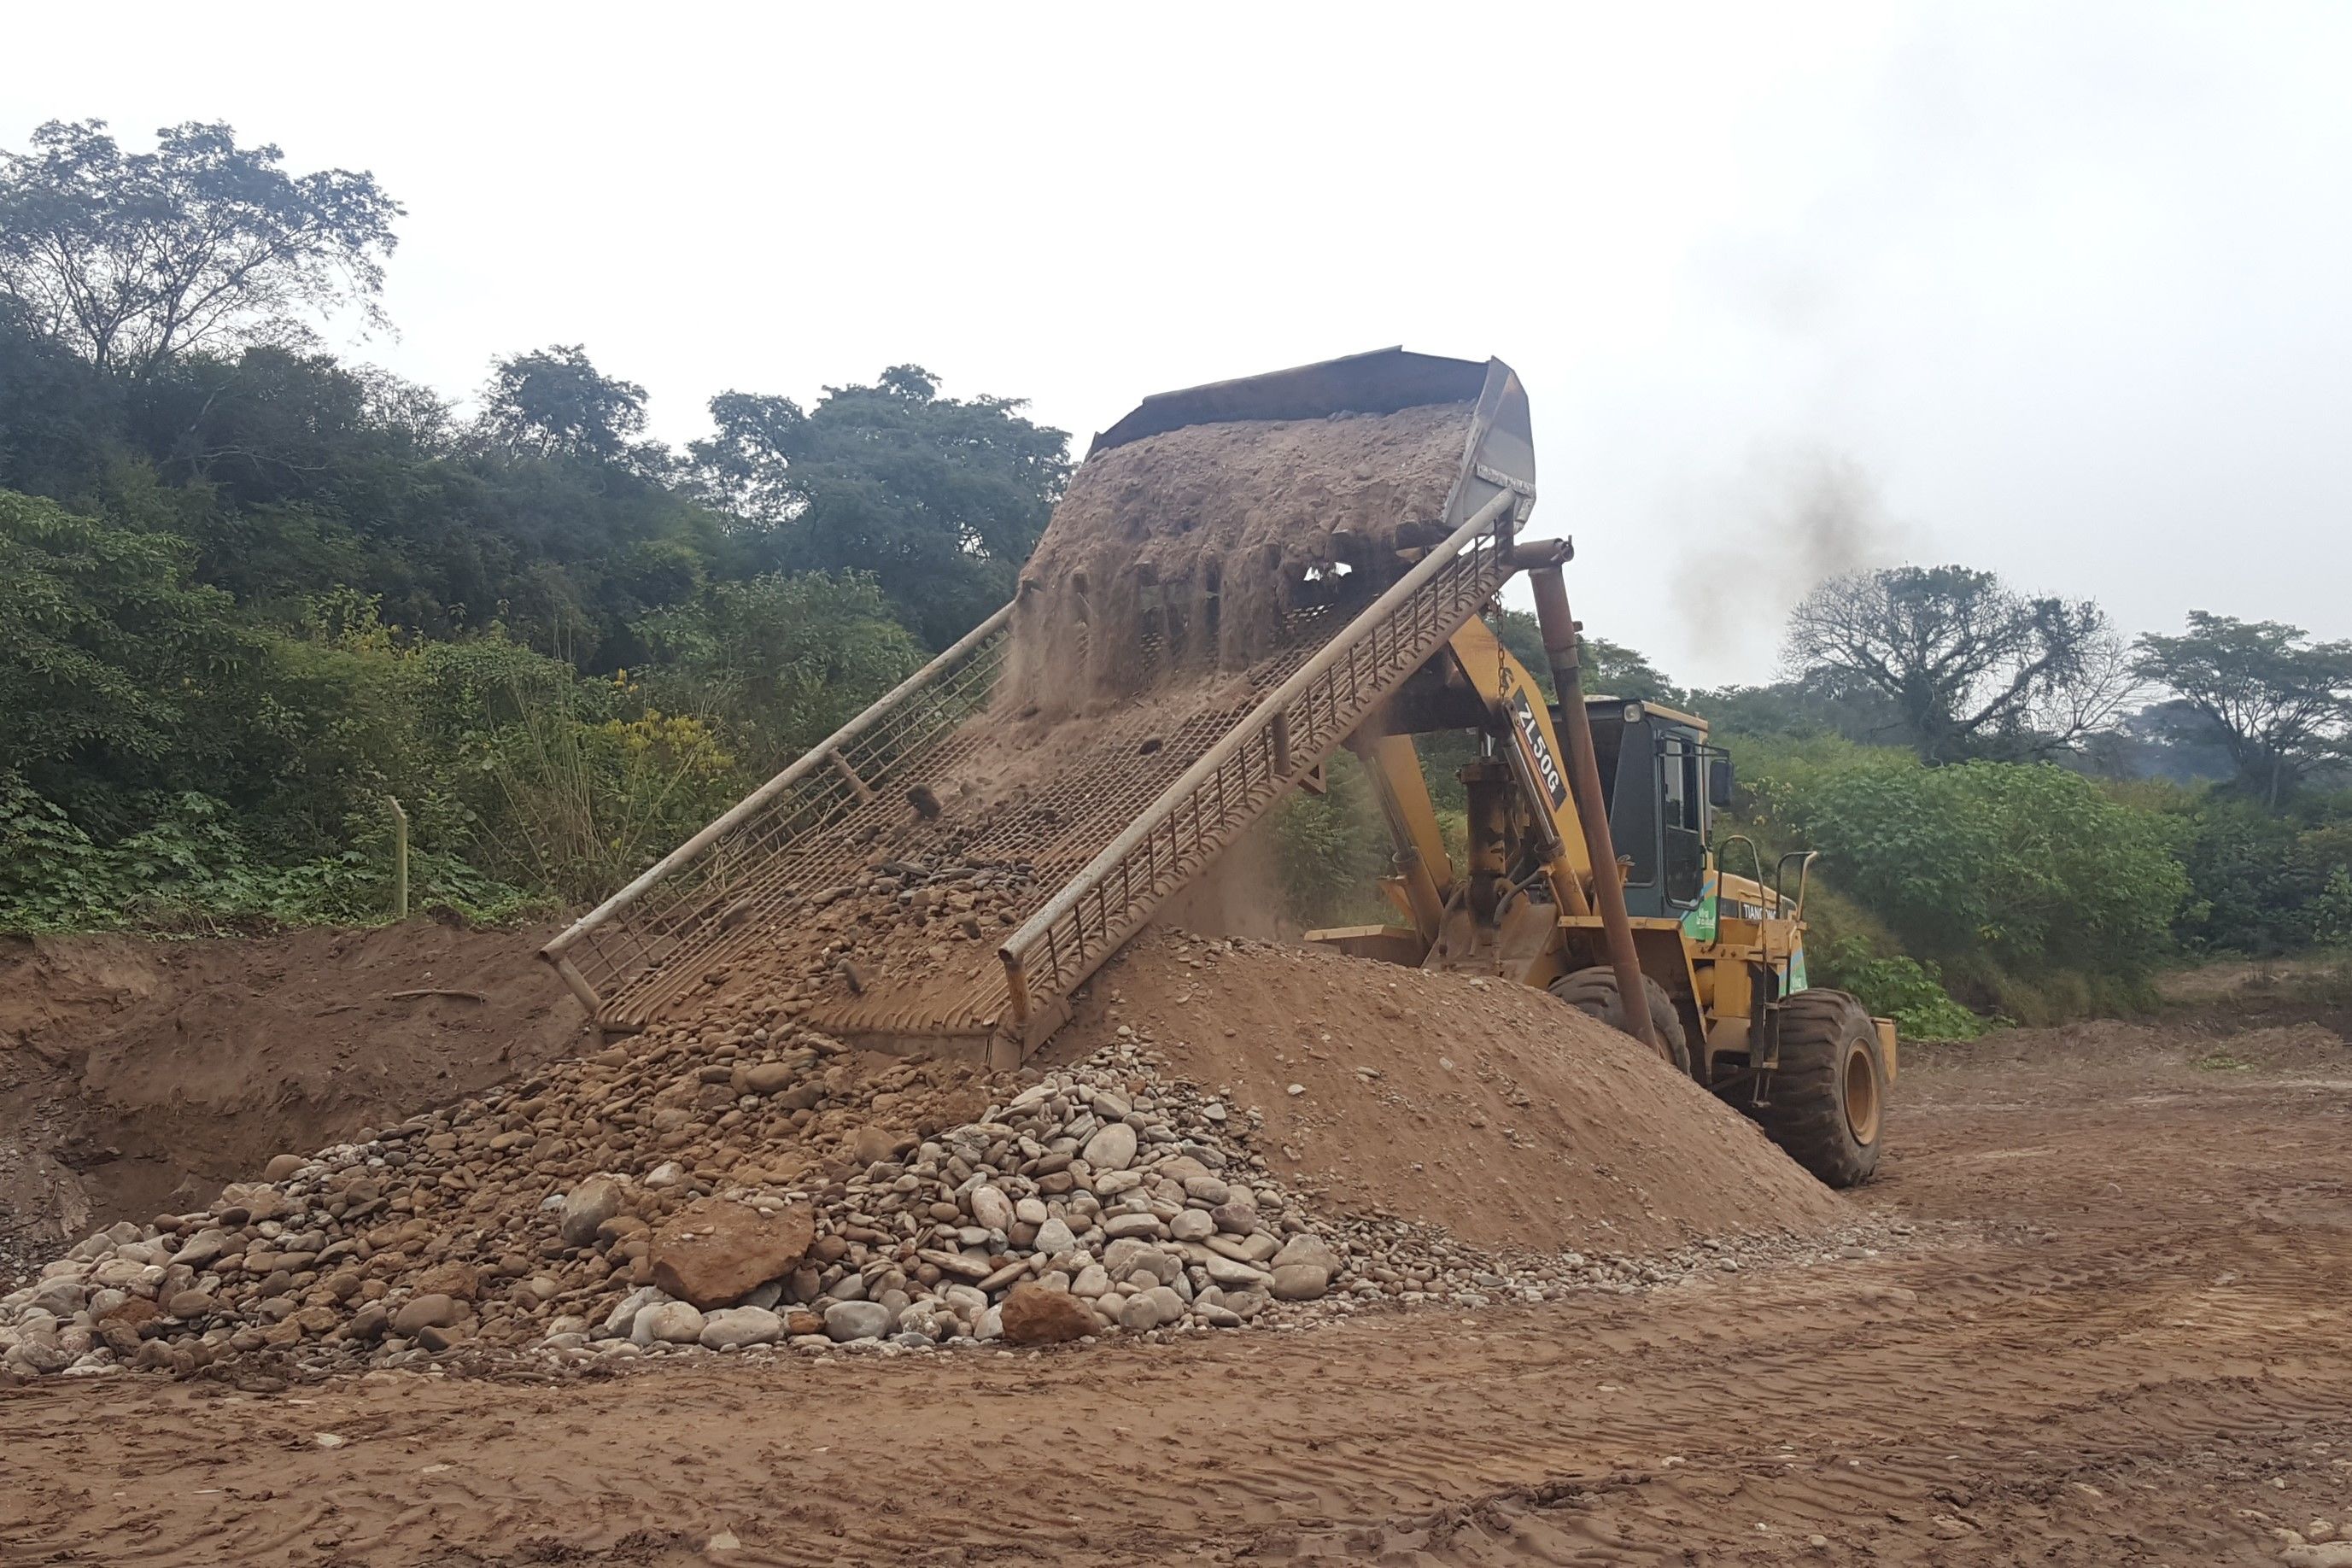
[12,2,2349,686]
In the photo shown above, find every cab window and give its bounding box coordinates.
[1660,733,1705,905]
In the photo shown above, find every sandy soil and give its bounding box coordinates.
[1002,403,1473,716]
[1060,929,1846,1253]
[0,921,588,1281]
[5,1015,2345,1566]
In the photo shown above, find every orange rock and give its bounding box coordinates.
[998,1284,1097,1345]
[648,1198,815,1309]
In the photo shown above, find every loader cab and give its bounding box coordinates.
[1578,699,1724,921]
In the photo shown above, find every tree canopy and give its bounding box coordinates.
[2133,612,2352,805]
[477,343,656,470]
[1785,565,2133,761]
[693,366,1070,647]
[0,120,401,376]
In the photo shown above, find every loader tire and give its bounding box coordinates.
[1752,989,1886,1189]
[1550,968,1692,1078]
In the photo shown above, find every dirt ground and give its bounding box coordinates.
[4,1011,2345,1565]
[0,921,588,1282]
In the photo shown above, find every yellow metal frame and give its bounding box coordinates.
[1327,621,1897,1082]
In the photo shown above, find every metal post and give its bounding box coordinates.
[1526,565,1656,1050]
[387,796,410,921]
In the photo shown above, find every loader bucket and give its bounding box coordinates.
[1090,346,1536,536]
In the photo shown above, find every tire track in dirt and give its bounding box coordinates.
[3,1030,2348,1565]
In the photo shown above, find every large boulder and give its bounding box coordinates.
[1268,1263,1331,1302]
[1272,1233,1342,1276]
[998,1283,1098,1345]
[639,1301,706,1345]
[391,1293,462,1334]
[649,1198,815,1309]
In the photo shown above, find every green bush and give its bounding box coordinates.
[1813,938,1984,1039]
[1793,759,2187,980]
[635,571,921,776]
[0,489,260,810]
[0,773,536,933]
[2166,791,2352,954]
[1271,752,1396,928]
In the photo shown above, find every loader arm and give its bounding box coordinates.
[1345,619,1604,949]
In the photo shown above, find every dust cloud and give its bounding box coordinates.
[1674,446,1910,671]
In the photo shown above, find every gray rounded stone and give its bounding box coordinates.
[824,1300,894,1342]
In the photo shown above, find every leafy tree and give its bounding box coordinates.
[0,120,401,376]
[1786,565,2135,762]
[2133,612,2352,806]
[693,365,1070,647]
[1694,675,1907,746]
[2075,699,2242,786]
[0,488,254,801]
[635,571,921,773]
[476,344,657,470]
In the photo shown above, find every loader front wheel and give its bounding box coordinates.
[1550,968,1692,1078]
[1753,989,1885,1188]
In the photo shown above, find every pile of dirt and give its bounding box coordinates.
[0,921,588,1283]
[1058,929,1847,1254]
[0,921,1858,1384]
[1001,404,1474,718]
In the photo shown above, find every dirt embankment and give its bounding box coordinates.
[1052,929,1846,1254]
[0,921,588,1280]
[1001,404,1474,718]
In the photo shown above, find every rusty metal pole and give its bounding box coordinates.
[1526,563,1656,1050]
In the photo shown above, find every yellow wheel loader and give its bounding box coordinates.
[1307,565,1897,1186]
[546,347,1893,1186]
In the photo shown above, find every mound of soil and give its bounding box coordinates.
[1053,929,1846,1254]
[0,921,588,1283]
[1002,403,1474,717]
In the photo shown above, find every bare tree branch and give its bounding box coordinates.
[1786,565,2127,761]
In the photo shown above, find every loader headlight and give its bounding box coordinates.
[1623,703,1645,724]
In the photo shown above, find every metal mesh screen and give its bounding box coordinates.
[545,497,1518,1049]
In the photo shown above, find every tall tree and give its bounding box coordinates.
[693,366,1070,647]
[2133,612,2352,805]
[1785,565,2133,761]
[475,343,655,468]
[0,120,401,377]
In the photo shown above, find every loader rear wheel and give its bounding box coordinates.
[1550,968,1692,1078]
[1752,989,1885,1188]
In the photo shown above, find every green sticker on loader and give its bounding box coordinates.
[1682,871,1718,942]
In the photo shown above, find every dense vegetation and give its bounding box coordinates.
[0,120,1063,930]
[6,119,2350,1041]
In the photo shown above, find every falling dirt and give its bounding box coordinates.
[1058,929,1846,1252]
[5,1013,2346,1565]
[1001,403,1475,717]
[1147,822,1298,945]
[0,921,588,1283]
